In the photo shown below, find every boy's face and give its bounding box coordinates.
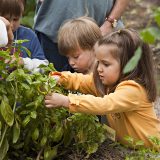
[67,48,95,74]
[3,15,21,32]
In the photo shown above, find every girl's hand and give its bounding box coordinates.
[45,93,69,108]
[49,71,61,82]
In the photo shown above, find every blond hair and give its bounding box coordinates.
[58,16,102,56]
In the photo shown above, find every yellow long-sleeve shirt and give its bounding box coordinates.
[59,72,160,149]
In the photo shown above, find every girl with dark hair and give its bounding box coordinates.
[45,29,160,150]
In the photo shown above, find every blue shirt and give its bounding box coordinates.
[14,26,46,60]
[34,0,121,43]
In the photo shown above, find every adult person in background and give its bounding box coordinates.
[0,16,13,47]
[34,0,129,71]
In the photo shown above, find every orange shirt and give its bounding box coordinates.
[59,71,160,150]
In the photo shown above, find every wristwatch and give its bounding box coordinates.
[105,17,118,28]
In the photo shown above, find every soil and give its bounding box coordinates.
[58,0,160,159]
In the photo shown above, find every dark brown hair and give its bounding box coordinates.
[93,28,157,102]
[0,0,24,18]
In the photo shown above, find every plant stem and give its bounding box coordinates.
[0,125,8,147]
[13,81,18,113]
[36,148,43,160]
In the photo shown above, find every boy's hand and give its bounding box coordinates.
[45,93,69,108]
[5,55,24,65]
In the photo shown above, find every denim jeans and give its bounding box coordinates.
[36,32,68,71]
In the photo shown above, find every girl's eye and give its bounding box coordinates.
[104,63,110,67]
[74,55,79,59]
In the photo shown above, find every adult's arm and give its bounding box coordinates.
[100,0,130,35]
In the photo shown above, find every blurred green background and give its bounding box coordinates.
[21,0,36,28]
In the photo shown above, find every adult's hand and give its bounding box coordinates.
[100,0,130,36]
[100,20,113,36]
[0,16,13,46]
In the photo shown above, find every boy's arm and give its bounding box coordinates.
[22,57,48,72]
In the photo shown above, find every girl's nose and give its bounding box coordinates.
[97,63,102,72]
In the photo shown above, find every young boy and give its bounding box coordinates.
[58,16,102,74]
[0,0,48,72]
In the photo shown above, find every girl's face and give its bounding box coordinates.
[4,15,21,32]
[95,44,121,86]
[67,48,95,74]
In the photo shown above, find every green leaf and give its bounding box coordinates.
[52,126,63,142]
[21,83,30,90]
[40,136,47,146]
[13,121,20,143]
[21,46,31,57]
[140,28,157,44]
[124,135,134,145]
[0,121,2,130]
[21,11,35,28]
[63,124,73,147]
[30,111,37,119]
[0,138,9,160]
[154,7,160,27]
[13,39,29,45]
[34,95,44,108]
[148,136,160,145]
[26,102,35,107]
[32,128,39,141]
[22,115,31,127]
[87,143,98,155]
[44,146,58,160]
[20,110,30,115]
[0,51,10,59]
[135,140,144,147]
[141,27,160,41]
[6,71,16,82]
[49,77,57,88]
[123,47,142,74]
[0,99,14,126]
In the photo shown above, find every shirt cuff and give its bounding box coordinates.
[68,93,80,112]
